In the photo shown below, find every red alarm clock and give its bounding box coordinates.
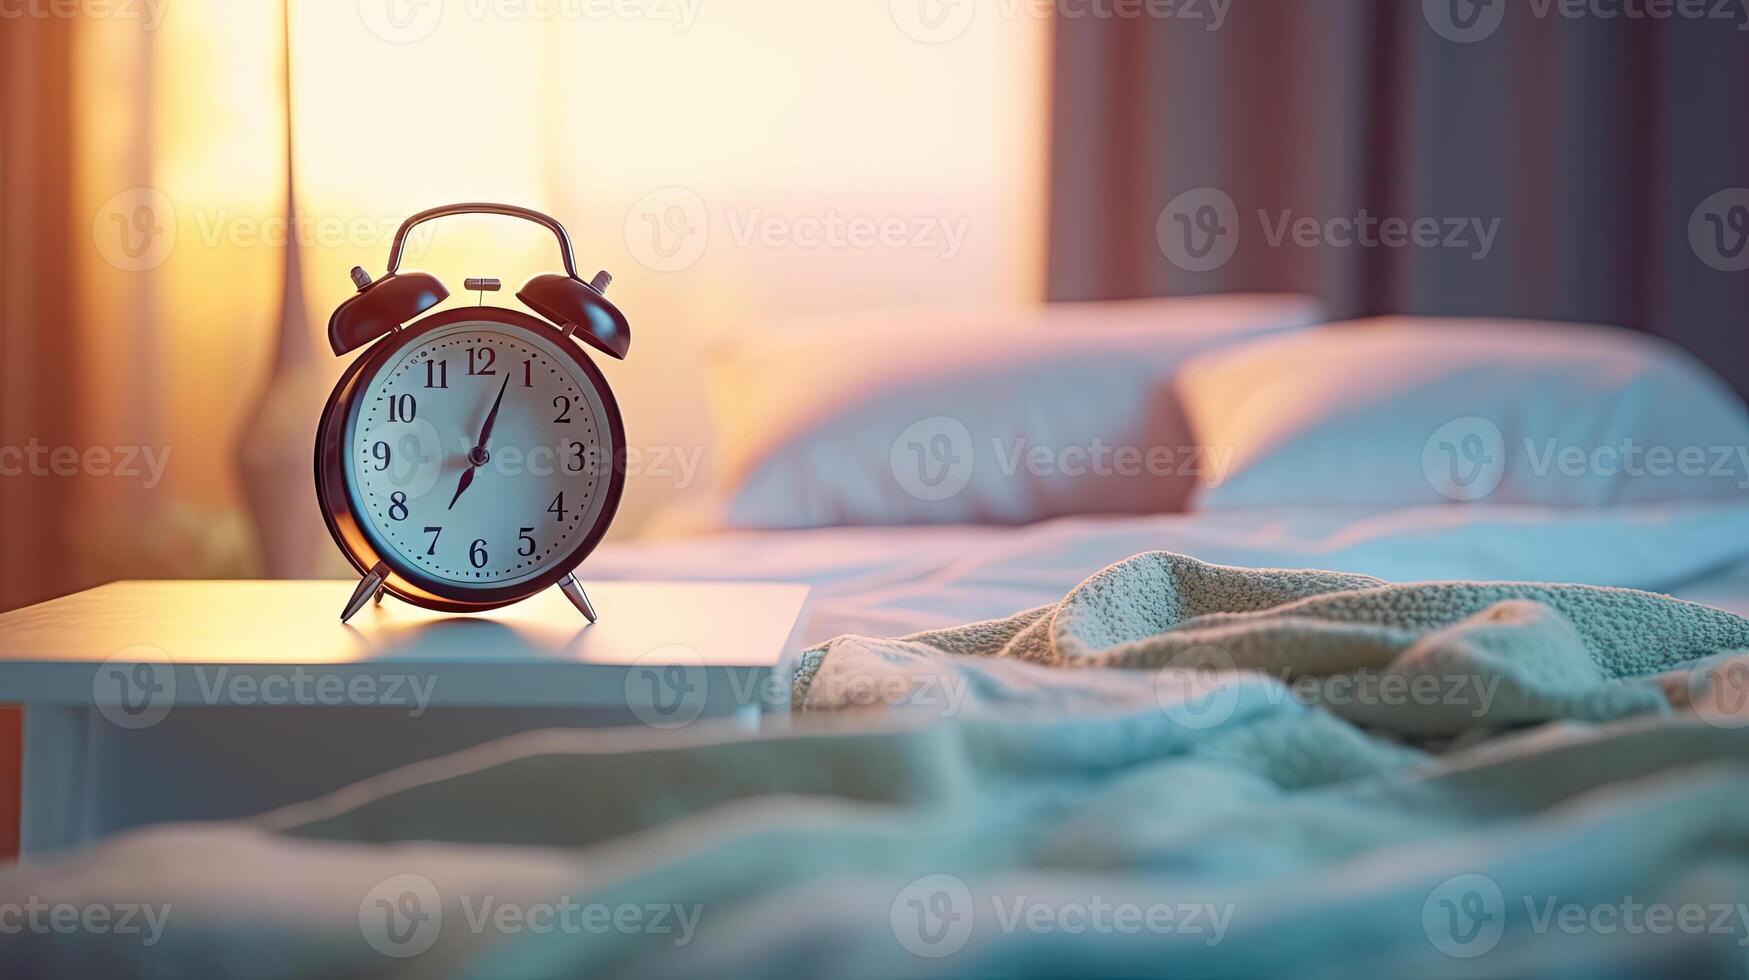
[315,203,628,624]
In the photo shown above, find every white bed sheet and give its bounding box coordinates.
[587,501,1749,645]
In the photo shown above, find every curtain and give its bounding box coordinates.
[1048,0,1749,397]
[0,3,286,613]
[0,2,1051,606]
[1,14,83,612]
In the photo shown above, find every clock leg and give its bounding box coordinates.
[558,573,598,624]
[341,561,390,623]
[373,586,385,605]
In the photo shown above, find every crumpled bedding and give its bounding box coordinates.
[7,543,1749,978]
[795,551,1749,737]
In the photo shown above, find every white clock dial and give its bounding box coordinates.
[343,319,616,589]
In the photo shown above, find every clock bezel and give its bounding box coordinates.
[314,306,627,612]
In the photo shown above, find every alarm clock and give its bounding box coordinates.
[315,203,629,624]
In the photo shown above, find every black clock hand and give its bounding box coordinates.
[446,465,474,510]
[449,375,511,510]
[477,374,511,450]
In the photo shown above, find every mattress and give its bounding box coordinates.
[585,501,1749,643]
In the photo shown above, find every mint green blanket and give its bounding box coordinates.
[9,553,1749,978]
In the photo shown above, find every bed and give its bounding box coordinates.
[6,300,1749,978]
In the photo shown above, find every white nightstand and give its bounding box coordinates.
[0,579,810,855]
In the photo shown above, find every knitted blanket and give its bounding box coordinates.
[13,551,1749,978]
[795,551,1749,736]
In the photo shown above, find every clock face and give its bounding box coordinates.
[339,316,619,594]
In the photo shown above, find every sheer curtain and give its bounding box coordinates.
[1,2,1050,605]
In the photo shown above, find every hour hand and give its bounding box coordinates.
[447,465,475,510]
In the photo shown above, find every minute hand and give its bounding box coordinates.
[475,374,511,450]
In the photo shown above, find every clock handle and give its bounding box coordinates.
[384,203,580,280]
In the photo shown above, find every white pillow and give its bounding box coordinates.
[699,294,1327,528]
[1178,317,1749,509]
